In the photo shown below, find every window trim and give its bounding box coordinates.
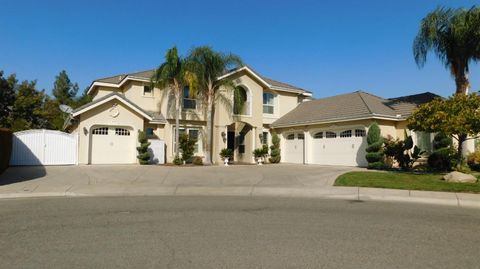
[182,86,197,110]
[263,92,275,115]
[173,127,202,154]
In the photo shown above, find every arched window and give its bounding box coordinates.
[355,129,366,137]
[286,134,295,140]
[340,130,352,138]
[92,127,108,135]
[313,132,323,139]
[234,86,250,115]
[115,128,130,136]
[325,131,336,138]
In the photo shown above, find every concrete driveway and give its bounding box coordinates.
[0,164,359,197]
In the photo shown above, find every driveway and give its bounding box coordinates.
[0,164,359,197]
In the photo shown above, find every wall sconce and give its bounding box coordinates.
[221,131,226,143]
[259,133,263,141]
[83,127,88,135]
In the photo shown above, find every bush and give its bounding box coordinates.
[269,132,281,163]
[192,156,203,165]
[0,128,12,174]
[173,156,183,165]
[253,145,269,159]
[467,151,480,171]
[179,133,196,163]
[384,132,424,170]
[365,122,384,169]
[219,148,234,160]
[428,133,455,171]
[136,131,151,165]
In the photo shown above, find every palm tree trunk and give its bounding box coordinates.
[204,89,213,165]
[174,87,181,159]
[453,61,470,95]
[456,133,467,167]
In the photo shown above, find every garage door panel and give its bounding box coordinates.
[283,133,304,164]
[310,131,367,167]
[91,126,135,164]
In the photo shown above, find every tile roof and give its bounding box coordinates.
[271,91,439,127]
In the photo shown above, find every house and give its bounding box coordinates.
[66,66,312,164]
[270,91,453,166]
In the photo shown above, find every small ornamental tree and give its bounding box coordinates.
[136,131,151,165]
[269,132,281,163]
[179,133,196,163]
[428,132,455,171]
[408,94,480,166]
[365,122,384,169]
[384,131,424,170]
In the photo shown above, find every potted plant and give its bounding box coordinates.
[219,148,234,166]
[253,145,269,165]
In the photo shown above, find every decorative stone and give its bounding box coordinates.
[443,171,477,183]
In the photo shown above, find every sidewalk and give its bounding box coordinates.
[0,165,479,208]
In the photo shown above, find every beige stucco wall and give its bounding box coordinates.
[92,86,122,101]
[77,100,145,164]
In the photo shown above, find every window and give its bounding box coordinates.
[183,86,196,109]
[263,93,275,114]
[326,131,336,138]
[234,86,249,115]
[313,132,323,139]
[92,127,108,135]
[238,133,246,153]
[143,85,152,96]
[115,128,130,136]
[355,129,366,137]
[146,127,154,136]
[298,133,305,140]
[261,132,268,145]
[286,134,295,140]
[340,130,352,138]
[173,127,201,154]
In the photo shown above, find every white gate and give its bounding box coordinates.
[10,129,78,166]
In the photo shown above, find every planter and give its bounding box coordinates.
[223,157,229,166]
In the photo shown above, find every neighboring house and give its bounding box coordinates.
[270,91,464,166]
[66,66,312,164]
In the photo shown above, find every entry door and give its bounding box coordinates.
[283,133,304,164]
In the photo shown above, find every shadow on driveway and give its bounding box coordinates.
[0,166,47,186]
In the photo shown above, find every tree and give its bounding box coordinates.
[413,6,480,95]
[136,131,151,165]
[408,94,480,165]
[269,132,281,163]
[365,122,384,169]
[10,80,48,131]
[151,46,196,161]
[384,132,424,170]
[0,71,17,128]
[73,87,93,108]
[179,133,196,163]
[52,70,79,105]
[187,46,243,164]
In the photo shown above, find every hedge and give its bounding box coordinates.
[0,128,12,174]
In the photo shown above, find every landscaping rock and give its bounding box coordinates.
[443,171,477,183]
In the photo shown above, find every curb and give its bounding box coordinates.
[0,186,479,208]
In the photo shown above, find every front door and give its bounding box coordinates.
[227,131,235,160]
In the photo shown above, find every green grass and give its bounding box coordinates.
[334,171,480,193]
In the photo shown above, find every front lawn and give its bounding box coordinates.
[334,171,480,193]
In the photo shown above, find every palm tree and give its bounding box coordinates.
[187,46,243,164]
[413,6,480,95]
[151,46,196,160]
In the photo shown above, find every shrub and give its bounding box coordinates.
[269,132,281,163]
[384,131,424,170]
[219,148,234,160]
[428,133,455,171]
[179,133,196,163]
[136,131,151,165]
[365,122,384,169]
[173,156,183,165]
[192,156,203,165]
[467,151,480,171]
[253,145,269,159]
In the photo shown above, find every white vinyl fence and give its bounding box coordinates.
[10,129,78,166]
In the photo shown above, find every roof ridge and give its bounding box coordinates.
[357,92,374,114]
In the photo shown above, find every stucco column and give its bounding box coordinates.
[252,126,257,163]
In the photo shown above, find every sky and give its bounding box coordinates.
[1,0,479,99]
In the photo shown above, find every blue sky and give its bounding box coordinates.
[1,0,479,99]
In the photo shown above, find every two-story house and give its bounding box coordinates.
[66,66,312,165]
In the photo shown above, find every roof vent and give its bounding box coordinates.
[396,114,402,118]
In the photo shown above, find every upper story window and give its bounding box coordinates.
[143,85,152,96]
[183,86,196,110]
[263,93,275,114]
[234,86,250,115]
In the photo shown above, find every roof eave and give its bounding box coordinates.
[271,114,404,129]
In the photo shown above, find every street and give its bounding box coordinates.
[1,196,480,268]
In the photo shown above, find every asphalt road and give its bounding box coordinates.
[1,196,480,269]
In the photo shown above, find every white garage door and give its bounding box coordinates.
[310,129,368,167]
[90,126,135,164]
[283,133,304,164]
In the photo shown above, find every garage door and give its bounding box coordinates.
[90,126,135,164]
[310,128,367,166]
[283,132,304,164]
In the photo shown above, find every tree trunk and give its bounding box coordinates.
[174,89,180,159]
[204,89,213,165]
[456,133,467,168]
[453,62,470,95]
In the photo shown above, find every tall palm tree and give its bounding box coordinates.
[151,46,196,159]
[413,6,480,95]
[187,46,243,165]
